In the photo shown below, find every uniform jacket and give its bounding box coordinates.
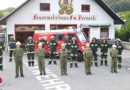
[59,49,69,59]
[90,41,99,51]
[116,43,124,53]
[48,40,58,52]
[100,42,109,53]
[0,43,3,56]
[14,48,23,59]
[37,40,47,47]
[83,49,93,60]
[8,40,16,49]
[26,41,35,52]
[36,48,46,57]
[70,41,79,54]
[110,50,118,59]
[64,40,71,50]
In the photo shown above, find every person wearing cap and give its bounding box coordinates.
[8,36,16,62]
[110,45,118,73]
[70,37,79,68]
[90,37,99,66]
[64,36,71,60]
[59,43,69,76]
[48,35,58,65]
[83,44,93,75]
[115,39,124,69]
[14,41,24,78]
[0,43,3,71]
[26,36,35,66]
[100,39,109,66]
[37,37,47,48]
[36,43,46,75]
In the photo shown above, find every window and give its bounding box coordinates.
[50,24,77,30]
[53,34,65,41]
[77,32,88,42]
[68,34,77,40]
[81,4,90,12]
[40,3,50,11]
[100,27,109,38]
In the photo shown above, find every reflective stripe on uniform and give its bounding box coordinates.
[0,64,3,66]
[118,55,122,57]
[28,59,32,62]
[9,57,13,58]
[0,56,3,58]
[10,49,15,50]
[0,46,2,48]
[118,63,122,65]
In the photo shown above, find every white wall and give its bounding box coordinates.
[6,0,115,40]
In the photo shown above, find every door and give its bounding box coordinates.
[82,28,90,41]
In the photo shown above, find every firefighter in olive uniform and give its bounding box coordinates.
[90,37,99,66]
[0,43,3,71]
[48,36,58,65]
[83,44,93,75]
[37,37,47,48]
[115,39,124,69]
[26,36,35,66]
[59,43,69,76]
[110,45,118,73]
[14,41,24,78]
[70,37,79,68]
[36,43,46,75]
[64,36,71,60]
[100,39,109,66]
[8,36,16,62]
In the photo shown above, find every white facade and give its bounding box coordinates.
[6,0,115,41]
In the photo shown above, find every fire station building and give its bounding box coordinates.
[0,0,124,44]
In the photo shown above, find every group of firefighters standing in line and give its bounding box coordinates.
[0,35,124,78]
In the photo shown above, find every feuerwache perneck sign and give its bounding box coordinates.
[32,14,96,21]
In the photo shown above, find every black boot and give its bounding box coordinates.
[28,62,31,66]
[100,61,103,66]
[15,75,19,78]
[43,72,46,75]
[105,61,108,66]
[70,63,73,68]
[48,61,52,65]
[40,72,42,75]
[54,61,57,65]
[88,72,92,75]
[75,63,78,68]
[95,63,98,67]
[32,62,34,66]
[9,60,12,62]
[21,74,24,77]
[118,65,121,69]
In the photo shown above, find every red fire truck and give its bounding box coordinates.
[33,29,89,61]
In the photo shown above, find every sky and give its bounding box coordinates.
[0,0,26,10]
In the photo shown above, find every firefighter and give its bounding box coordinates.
[70,37,79,68]
[0,43,3,71]
[115,39,124,69]
[14,41,24,78]
[110,45,118,73]
[83,44,93,75]
[64,36,71,60]
[59,43,69,76]
[100,39,109,66]
[36,43,46,75]
[37,37,47,48]
[8,36,16,62]
[90,37,99,66]
[48,36,58,65]
[26,36,35,66]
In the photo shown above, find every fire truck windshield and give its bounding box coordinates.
[77,32,88,43]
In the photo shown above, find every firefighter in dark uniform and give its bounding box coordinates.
[115,39,124,69]
[90,37,99,66]
[100,39,109,66]
[26,36,35,66]
[48,36,58,65]
[0,43,3,71]
[70,37,79,68]
[8,36,16,62]
[64,36,71,60]
[37,37,47,48]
